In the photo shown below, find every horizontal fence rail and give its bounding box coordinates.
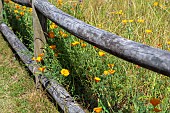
[33,0,170,77]
[0,23,87,113]
[10,0,170,77]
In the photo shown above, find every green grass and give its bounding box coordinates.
[2,0,170,113]
[0,34,59,113]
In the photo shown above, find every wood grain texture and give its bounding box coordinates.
[0,23,87,113]
[11,0,31,7]
[34,0,170,77]
[32,0,47,89]
[32,0,47,57]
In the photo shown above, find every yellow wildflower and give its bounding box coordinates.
[145,29,152,34]
[50,23,58,29]
[32,57,36,61]
[57,0,62,6]
[14,10,18,14]
[137,19,144,23]
[98,51,105,56]
[128,20,134,23]
[104,70,109,75]
[60,69,70,77]
[153,2,159,7]
[36,57,43,62]
[59,30,64,35]
[122,20,128,24]
[159,4,166,10]
[118,10,123,15]
[71,41,80,46]
[59,30,68,37]
[93,107,102,113]
[49,45,56,50]
[20,12,24,16]
[94,77,101,83]
[22,6,27,10]
[38,67,46,72]
[28,8,32,13]
[167,41,170,45]
[62,33,68,38]
[9,1,13,4]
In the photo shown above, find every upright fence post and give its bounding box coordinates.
[32,0,47,89]
[0,0,3,24]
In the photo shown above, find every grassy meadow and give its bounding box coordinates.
[0,34,59,112]
[3,0,170,112]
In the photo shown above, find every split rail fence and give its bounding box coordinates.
[0,0,170,113]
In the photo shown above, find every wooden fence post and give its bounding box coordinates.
[32,0,47,89]
[0,0,3,24]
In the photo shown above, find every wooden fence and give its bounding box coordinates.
[8,0,170,77]
[0,0,170,112]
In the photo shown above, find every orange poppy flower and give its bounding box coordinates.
[81,43,87,47]
[150,98,161,107]
[93,107,102,113]
[153,108,161,112]
[48,31,55,38]
[38,67,46,72]
[62,33,68,38]
[38,53,44,57]
[49,45,56,50]
[108,69,116,74]
[15,5,20,9]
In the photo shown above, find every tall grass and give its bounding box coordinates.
[3,0,170,112]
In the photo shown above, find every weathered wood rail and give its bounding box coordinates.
[34,0,170,77]
[12,0,170,77]
[0,0,170,112]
